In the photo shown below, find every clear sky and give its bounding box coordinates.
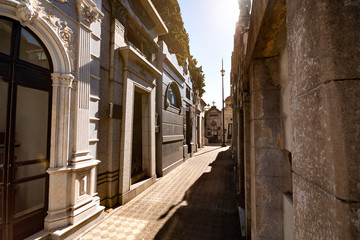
[178,0,240,110]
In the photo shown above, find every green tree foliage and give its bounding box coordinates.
[153,0,206,97]
[152,0,189,67]
[189,55,206,97]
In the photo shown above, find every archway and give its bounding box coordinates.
[0,16,53,240]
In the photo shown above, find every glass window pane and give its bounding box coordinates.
[0,79,8,183]
[167,84,179,107]
[0,187,2,222]
[15,162,47,180]
[0,19,12,55]
[15,86,48,163]
[168,87,175,105]
[14,178,45,218]
[19,28,49,69]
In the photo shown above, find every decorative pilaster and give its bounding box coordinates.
[72,0,103,164]
[50,73,74,168]
[60,0,105,230]
[45,73,74,230]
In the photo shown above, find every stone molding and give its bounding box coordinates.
[14,0,75,71]
[76,0,104,26]
[15,0,40,26]
[42,11,75,71]
[51,73,74,88]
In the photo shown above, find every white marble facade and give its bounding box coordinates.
[0,0,104,239]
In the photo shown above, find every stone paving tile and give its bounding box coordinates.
[78,146,241,240]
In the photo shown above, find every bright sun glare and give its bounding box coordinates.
[206,0,239,29]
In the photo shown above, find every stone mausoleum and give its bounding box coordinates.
[0,0,104,239]
[231,0,360,239]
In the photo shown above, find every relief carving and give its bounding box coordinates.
[77,0,104,26]
[51,73,74,88]
[16,0,41,26]
[55,0,68,3]
[16,0,75,72]
[42,11,75,71]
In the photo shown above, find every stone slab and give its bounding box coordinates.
[293,173,360,239]
[287,0,360,97]
[292,80,360,201]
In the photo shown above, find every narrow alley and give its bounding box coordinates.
[78,146,241,240]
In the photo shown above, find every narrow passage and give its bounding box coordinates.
[79,146,241,240]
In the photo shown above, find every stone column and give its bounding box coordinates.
[45,73,74,230]
[249,58,292,239]
[242,91,251,239]
[287,0,360,238]
[118,54,133,197]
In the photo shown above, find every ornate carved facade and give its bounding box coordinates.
[0,0,103,239]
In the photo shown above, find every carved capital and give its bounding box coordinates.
[76,0,104,26]
[51,73,74,88]
[16,0,41,26]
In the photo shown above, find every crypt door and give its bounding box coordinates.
[0,17,52,240]
[131,91,143,183]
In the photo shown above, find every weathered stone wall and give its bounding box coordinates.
[287,0,360,238]
[249,56,292,239]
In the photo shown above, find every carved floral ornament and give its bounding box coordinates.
[15,0,75,71]
[15,0,41,25]
[42,10,75,70]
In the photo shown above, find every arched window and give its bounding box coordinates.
[165,82,181,110]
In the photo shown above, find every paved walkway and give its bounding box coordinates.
[78,146,241,240]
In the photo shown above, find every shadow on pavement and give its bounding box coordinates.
[154,148,241,240]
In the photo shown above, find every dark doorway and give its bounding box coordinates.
[0,17,52,240]
[186,109,192,154]
[131,91,143,182]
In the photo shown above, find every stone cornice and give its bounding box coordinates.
[120,45,161,78]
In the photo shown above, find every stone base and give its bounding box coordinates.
[190,143,195,157]
[100,194,119,208]
[159,158,184,177]
[25,206,104,240]
[120,176,156,205]
[183,145,189,161]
